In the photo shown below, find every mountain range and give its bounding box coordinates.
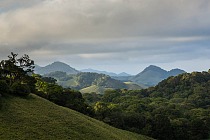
[35,62,186,90]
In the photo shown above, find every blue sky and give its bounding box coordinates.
[0,0,210,74]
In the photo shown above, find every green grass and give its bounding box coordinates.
[0,94,152,140]
[80,85,113,94]
[124,82,144,90]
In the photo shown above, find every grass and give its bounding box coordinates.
[124,82,144,90]
[0,94,152,140]
[80,85,113,94]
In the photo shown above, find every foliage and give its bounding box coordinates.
[43,72,128,93]
[0,52,36,97]
[84,71,210,140]
[34,74,93,115]
[11,82,31,96]
[0,80,10,95]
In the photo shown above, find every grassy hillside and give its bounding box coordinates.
[80,85,113,94]
[0,94,152,140]
[124,82,144,90]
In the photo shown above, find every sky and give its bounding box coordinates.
[0,0,210,74]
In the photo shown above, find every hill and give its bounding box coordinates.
[44,72,141,94]
[80,85,113,94]
[35,61,79,75]
[0,94,152,140]
[131,65,185,86]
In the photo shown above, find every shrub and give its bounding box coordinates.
[11,82,31,96]
[0,80,10,95]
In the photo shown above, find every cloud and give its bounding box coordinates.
[0,0,210,73]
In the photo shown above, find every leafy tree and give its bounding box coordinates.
[0,52,35,86]
[11,82,31,96]
[0,52,36,96]
[0,80,10,95]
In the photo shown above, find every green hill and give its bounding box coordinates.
[0,94,152,140]
[80,85,113,94]
[124,82,144,90]
[45,72,129,91]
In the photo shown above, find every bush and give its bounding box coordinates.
[11,82,31,96]
[0,80,10,95]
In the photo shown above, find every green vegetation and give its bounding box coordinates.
[34,74,93,115]
[0,52,36,97]
[84,71,210,140]
[80,85,113,94]
[2,52,210,140]
[44,71,143,94]
[0,94,152,140]
[124,82,143,90]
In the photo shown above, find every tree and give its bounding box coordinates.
[0,52,35,86]
[0,52,36,96]
[151,114,174,140]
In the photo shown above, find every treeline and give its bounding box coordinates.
[0,53,92,115]
[83,71,210,140]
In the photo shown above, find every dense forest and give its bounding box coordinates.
[84,71,210,140]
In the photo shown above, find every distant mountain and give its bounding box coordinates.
[34,61,79,75]
[81,68,131,77]
[131,65,186,86]
[44,72,142,94]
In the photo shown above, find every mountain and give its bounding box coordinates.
[81,68,131,77]
[0,94,152,140]
[44,72,142,94]
[57,72,128,93]
[131,65,186,86]
[35,61,79,75]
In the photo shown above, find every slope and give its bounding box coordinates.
[80,85,113,94]
[0,94,152,140]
